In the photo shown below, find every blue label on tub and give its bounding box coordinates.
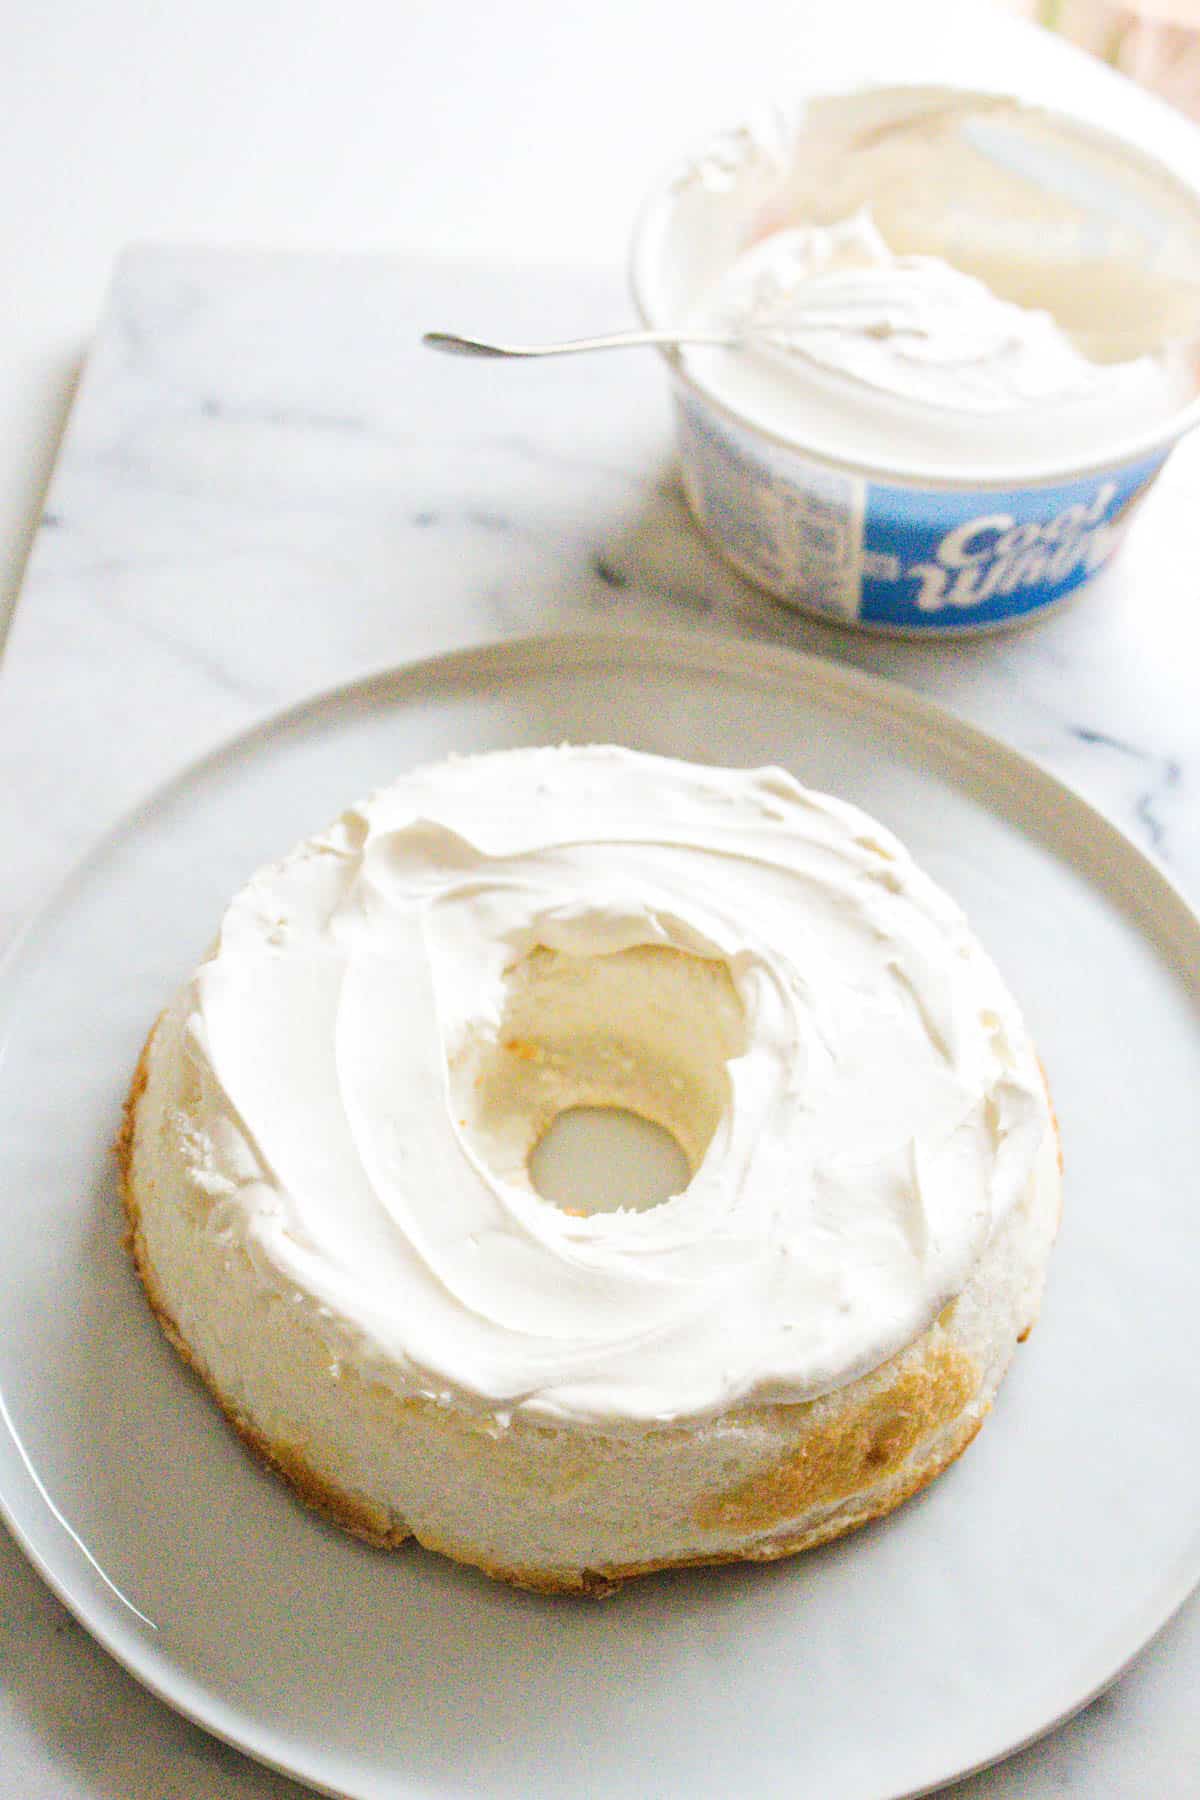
[858,452,1167,630]
[673,389,1170,631]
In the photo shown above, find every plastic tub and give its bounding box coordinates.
[630,85,1200,634]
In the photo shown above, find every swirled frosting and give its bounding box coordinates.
[168,746,1049,1426]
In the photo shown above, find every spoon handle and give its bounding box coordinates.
[422,328,733,359]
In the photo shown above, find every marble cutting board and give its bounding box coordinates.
[3,244,1197,943]
[2,246,1199,1800]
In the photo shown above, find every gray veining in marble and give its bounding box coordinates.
[1,247,1197,1798]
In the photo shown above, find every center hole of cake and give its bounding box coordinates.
[529,1106,691,1216]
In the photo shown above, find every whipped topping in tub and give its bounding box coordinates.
[631,85,1200,630]
[686,212,1189,470]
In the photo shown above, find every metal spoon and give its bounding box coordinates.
[423,320,1196,369]
[422,328,736,359]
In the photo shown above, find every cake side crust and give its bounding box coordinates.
[118,1027,413,1551]
[117,1016,1057,1598]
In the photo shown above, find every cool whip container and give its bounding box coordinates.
[630,86,1200,634]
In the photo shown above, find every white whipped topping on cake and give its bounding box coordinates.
[162,746,1050,1426]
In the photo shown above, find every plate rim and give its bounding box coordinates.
[5,624,1198,979]
[2,623,1198,1800]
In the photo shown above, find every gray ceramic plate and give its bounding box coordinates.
[2,631,1198,1800]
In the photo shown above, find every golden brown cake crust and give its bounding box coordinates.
[118,1028,414,1551]
[416,1409,988,1597]
[692,1337,981,1536]
[118,1018,1054,1599]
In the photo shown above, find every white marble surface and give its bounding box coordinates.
[7,245,1199,938]
[4,238,1200,1800]
[1,3,1199,1795]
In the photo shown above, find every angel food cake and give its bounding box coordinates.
[119,746,1061,1594]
